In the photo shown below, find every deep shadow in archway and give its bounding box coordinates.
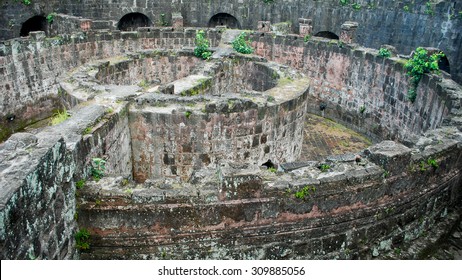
[208,13,240,29]
[439,55,450,74]
[117,13,152,31]
[314,31,339,40]
[20,16,47,37]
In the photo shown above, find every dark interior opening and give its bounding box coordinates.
[117,13,151,31]
[208,13,240,29]
[314,31,340,40]
[439,55,450,74]
[20,16,47,37]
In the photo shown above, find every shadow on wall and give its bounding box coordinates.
[314,31,339,40]
[209,13,240,29]
[117,13,152,31]
[20,15,47,37]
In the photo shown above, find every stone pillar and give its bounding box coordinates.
[172,13,184,30]
[80,20,92,32]
[340,21,358,44]
[257,21,271,32]
[298,18,313,36]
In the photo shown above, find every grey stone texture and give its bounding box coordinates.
[0,2,462,259]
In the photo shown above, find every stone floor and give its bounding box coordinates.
[300,113,372,161]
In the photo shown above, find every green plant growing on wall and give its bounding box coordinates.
[76,179,86,189]
[427,158,439,169]
[352,3,362,10]
[339,0,350,6]
[232,32,254,54]
[303,35,311,42]
[403,5,410,12]
[46,13,57,24]
[194,30,212,60]
[425,2,434,16]
[359,105,366,114]
[405,47,444,102]
[91,158,106,180]
[319,164,331,172]
[262,0,275,3]
[75,228,90,251]
[378,47,391,58]
[185,110,192,118]
[51,109,70,125]
[419,161,427,172]
[15,0,31,5]
[294,185,316,200]
[158,13,168,26]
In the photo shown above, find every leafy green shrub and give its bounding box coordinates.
[232,32,254,54]
[303,35,311,42]
[378,47,391,58]
[194,30,212,60]
[75,228,90,251]
[405,47,445,102]
[91,158,106,180]
[339,0,350,6]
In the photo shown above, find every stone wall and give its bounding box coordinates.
[250,33,455,143]
[0,98,132,259]
[0,28,221,142]
[76,136,462,259]
[1,0,461,83]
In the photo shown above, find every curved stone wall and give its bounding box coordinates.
[1,26,462,260]
[1,0,461,83]
[0,29,221,142]
[249,33,455,143]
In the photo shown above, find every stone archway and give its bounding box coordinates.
[20,16,47,37]
[439,55,450,74]
[117,12,152,31]
[314,31,339,40]
[208,13,240,29]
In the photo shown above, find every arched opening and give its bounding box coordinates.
[208,13,240,29]
[20,16,47,37]
[117,13,152,31]
[314,31,339,40]
[439,55,450,74]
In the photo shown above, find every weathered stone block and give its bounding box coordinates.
[365,141,412,175]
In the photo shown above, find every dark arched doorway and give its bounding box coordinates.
[117,13,152,31]
[208,13,240,29]
[314,31,339,40]
[439,55,450,74]
[20,16,48,37]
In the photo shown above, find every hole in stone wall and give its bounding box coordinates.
[439,55,450,74]
[117,13,152,31]
[20,16,48,37]
[208,13,241,29]
[314,31,339,40]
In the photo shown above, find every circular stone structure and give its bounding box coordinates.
[0,7,461,260]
